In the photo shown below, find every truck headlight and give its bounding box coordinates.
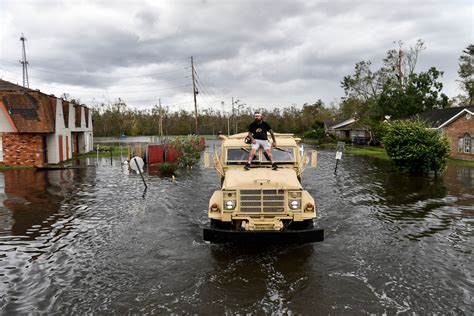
[289,200,300,209]
[225,200,235,209]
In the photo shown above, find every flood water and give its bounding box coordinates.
[0,144,473,314]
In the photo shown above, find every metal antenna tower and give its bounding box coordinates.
[19,33,29,88]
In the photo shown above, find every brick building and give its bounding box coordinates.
[0,79,93,167]
[417,106,474,160]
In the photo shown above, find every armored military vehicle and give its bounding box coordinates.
[203,132,324,244]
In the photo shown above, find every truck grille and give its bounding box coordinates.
[239,189,285,212]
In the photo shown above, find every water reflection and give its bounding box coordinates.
[0,151,472,314]
[0,170,72,238]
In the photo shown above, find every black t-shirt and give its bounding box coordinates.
[248,121,272,140]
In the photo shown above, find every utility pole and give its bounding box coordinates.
[19,33,29,88]
[232,97,235,134]
[191,56,199,134]
[158,98,163,137]
[222,101,230,136]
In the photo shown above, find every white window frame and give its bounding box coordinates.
[0,135,3,162]
[464,133,471,154]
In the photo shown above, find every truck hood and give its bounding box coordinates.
[223,168,302,190]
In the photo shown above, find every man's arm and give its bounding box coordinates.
[247,131,255,143]
[269,129,276,146]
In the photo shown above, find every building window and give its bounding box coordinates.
[0,135,3,162]
[459,133,472,154]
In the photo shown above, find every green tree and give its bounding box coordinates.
[383,120,450,174]
[341,40,449,121]
[378,67,448,118]
[457,44,474,105]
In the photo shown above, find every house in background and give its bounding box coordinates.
[324,117,372,145]
[417,106,474,161]
[0,79,93,167]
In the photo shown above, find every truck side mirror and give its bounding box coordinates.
[203,151,211,168]
[310,150,318,167]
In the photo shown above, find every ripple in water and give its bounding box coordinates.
[0,149,472,314]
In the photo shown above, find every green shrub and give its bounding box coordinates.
[383,120,450,174]
[171,135,204,167]
[303,128,325,141]
[336,136,352,144]
[156,162,178,176]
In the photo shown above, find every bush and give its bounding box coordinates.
[336,136,352,144]
[383,120,450,174]
[171,135,204,167]
[155,162,178,176]
[303,128,325,141]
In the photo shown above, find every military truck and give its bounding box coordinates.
[203,132,324,244]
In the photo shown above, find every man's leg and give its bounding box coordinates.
[264,142,278,170]
[245,144,259,170]
[265,148,274,164]
[247,148,257,164]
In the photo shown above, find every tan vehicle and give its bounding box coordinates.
[203,132,324,244]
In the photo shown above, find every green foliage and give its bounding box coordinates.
[345,146,389,160]
[154,163,178,176]
[92,99,338,137]
[171,135,204,168]
[303,119,326,141]
[457,44,474,105]
[303,128,325,141]
[383,120,450,174]
[341,40,449,122]
[336,136,353,144]
[378,67,449,119]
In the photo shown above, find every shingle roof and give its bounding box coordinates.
[0,80,56,133]
[0,79,33,92]
[324,118,347,129]
[416,106,474,128]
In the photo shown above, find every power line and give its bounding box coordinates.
[0,59,190,79]
[193,67,221,103]
[0,67,191,93]
[85,99,194,106]
[38,83,192,94]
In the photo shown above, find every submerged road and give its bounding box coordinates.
[0,145,472,314]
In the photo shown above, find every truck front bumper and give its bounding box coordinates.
[203,227,324,244]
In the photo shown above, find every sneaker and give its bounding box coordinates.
[272,163,278,170]
[244,163,251,170]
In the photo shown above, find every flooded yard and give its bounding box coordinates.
[0,145,472,314]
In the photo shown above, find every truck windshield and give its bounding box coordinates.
[270,147,294,162]
[227,148,256,164]
[226,147,294,164]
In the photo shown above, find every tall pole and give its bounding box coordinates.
[232,97,235,134]
[19,33,29,88]
[158,98,163,137]
[191,56,199,134]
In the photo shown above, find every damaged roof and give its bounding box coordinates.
[0,80,56,133]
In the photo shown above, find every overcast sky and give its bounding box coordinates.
[0,0,472,113]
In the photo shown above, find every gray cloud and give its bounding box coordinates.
[0,0,472,110]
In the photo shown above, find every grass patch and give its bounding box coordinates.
[318,143,337,149]
[73,145,126,158]
[343,147,474,167]
[345,146,390,160]
[0,165,33,170]
[149,162,178,176]
[447,158,474,168]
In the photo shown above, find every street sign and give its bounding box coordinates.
[335,151,342,160]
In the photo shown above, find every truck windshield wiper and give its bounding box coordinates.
[274,147,291,153]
